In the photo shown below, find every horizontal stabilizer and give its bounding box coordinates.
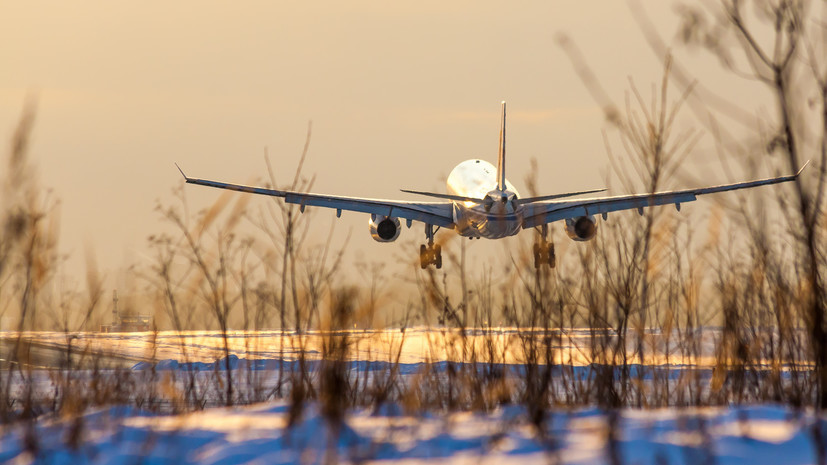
[401,189,483,203]
[402,187,607,204]
[516,188,607,204]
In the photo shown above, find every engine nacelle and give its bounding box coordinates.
[369,215,401,242]
[564,216,598,241]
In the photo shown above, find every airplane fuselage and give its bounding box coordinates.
[447,159,524,239]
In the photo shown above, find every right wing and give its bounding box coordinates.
[176,165,455,228]
[522,163,808,229]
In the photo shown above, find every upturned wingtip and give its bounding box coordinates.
[797,160,811,177]
[175,162,188,180]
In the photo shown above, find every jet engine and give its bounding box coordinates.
[369,215,401,242]
[564,216,598,241]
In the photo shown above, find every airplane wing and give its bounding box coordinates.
[521,163,808,229]
[176,165,455,228]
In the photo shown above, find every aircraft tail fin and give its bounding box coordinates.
[497,101,507,192]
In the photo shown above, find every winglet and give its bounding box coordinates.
[175,162,189,181]
[796,160,811,177]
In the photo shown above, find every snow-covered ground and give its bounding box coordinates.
[0,329,821,464]
[1,402,823,464]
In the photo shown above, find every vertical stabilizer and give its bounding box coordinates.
[497,101,507,191]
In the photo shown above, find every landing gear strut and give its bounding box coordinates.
[420,224,442,269]
[533,224,555,269]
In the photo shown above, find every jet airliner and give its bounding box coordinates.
[177,102,807,269]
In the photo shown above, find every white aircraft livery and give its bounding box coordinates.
[177,102,807,269]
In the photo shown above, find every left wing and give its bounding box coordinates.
[522,163,808,229]
[176,165,455,228]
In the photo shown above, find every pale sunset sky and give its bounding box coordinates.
[1,2,774,287]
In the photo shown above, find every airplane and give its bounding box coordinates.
[176,102,808,269]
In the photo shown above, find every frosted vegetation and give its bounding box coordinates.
[3,1,827,463]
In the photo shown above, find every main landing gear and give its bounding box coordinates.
[420,224,442,269]
[533,224,556,269]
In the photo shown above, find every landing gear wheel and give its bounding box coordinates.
[533,243,541,269]
[420,243,442,269]
[548,243,556,268]
[435,244,442,269]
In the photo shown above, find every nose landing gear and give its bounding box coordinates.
[533,224,556,269]
[420,224,442,269]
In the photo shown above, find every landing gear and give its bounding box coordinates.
[420,224,442,269]
[533,242,555,268]
[533,225,556,269]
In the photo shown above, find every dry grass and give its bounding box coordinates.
[2,3,827,462]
